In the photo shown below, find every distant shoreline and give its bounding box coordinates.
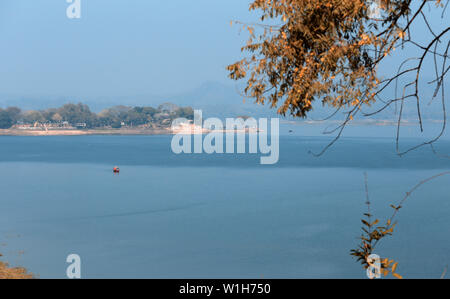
[0,128,172,136]
[281,119,444,126]
[0,127,260,136]
[1,119,442,136]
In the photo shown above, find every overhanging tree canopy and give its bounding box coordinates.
[228,0,449,155]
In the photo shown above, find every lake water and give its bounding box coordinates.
[1,125,449,278]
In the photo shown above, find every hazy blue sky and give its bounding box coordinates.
[0,1,446,99]
[0,0,256,97]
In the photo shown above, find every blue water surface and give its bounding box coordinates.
[0,129,449,278]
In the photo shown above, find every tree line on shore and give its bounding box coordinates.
[0,102,194,129]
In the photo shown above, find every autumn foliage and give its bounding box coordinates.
[228,0,448,149]
[229,0,449,278]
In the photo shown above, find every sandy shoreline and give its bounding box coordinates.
[0,128,260,136]
[0,128,172,136]
[0,261,33,279]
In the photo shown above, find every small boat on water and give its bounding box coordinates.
[113,166,120,173]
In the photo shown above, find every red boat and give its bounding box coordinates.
[113,167,120,173]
